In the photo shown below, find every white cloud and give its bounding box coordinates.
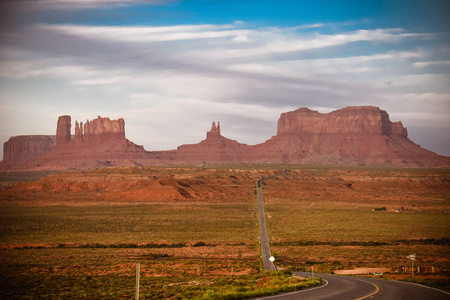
[0,61,101,80]
[387,74,450,88]
[38,23,249,42]
[197,28,433,61]
[413,60,450,68]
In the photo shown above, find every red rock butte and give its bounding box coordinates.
[1,106,449,170]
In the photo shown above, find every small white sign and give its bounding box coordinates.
[269,256,275,262]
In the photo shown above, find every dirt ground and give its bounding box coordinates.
[0,166,449,287]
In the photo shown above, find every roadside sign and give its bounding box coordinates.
[406,254,416,260]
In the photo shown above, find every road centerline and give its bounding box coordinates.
[354,280,380,300]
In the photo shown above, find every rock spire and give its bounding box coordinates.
[56,115,71,146]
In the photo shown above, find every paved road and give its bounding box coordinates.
[256,272,450,300]
[256,177,276,271]
[256,170,291,271]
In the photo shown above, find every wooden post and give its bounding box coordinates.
[135,263,140,300]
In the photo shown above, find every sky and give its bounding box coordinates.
[0,0,449,157]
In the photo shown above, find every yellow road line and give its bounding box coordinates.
[355,281,380,300]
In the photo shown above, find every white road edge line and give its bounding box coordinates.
[391,280,450,296]
[256,279,329,299]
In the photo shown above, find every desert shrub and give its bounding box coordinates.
[373,207,387,211]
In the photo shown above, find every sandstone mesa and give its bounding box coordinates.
[1,106,449,170]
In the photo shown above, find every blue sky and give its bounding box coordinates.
[0,0,449,156]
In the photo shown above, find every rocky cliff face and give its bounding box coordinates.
[1,135,56,166]
[277,106,406,136]
[82,116,126,143]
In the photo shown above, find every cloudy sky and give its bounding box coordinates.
[0,0,449,157]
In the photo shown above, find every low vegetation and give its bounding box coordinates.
[0,166,448,298]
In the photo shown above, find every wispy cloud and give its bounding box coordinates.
[38,23,251,42]
[413,60,450,68]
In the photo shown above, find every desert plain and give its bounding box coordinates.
[0,165,449,299]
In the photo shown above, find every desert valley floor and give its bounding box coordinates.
[0,165,449,298]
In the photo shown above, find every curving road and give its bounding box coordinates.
[256,272,450,300]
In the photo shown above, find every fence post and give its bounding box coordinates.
[135,263,140,300]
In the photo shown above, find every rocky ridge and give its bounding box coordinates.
[1,106,449,169]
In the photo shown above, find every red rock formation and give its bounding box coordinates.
[251,106,448,167]
[75,121,83,144]
[1,135,55,166]
[56,115,71,146]
[83,116,125,143]
[391,121,408,137]
[207,121,221,138]
[277,106,397,135]
[176,122,250,164]
[6,116,170,170]
[1,106,449,170]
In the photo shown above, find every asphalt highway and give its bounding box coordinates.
[256,272,450,300]
[256,170,292,271]
[256,177,276,271]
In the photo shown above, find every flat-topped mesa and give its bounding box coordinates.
[2,135,55,165]
[206,121,221,139]
[56,115,71,146]
[277,106,408,137]
[82,116,126,143]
